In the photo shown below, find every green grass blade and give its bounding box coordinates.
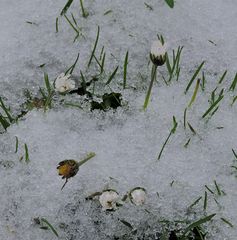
[202,95,224,118]
[0,114,10,130]
[180,214,216,239]
[165,53,172,75]
[218,70,227,84]
[201,71,205,91]
[65,53,80,75]
[203,191,207,210]
[188,196,202,209]
[229,73,237,91]
[231,95,237,106]
[80,0,89,18]
[158,116,177,160]
[56,17,59,33]
[185,61,205,94]
[64,14,79,34]
[0,97,14,123]
[183,108,187,129]
[123,51,129,89]
[232,149,237,159]
[214,180,222,195]
[41,218,59,237]
[88,26,100,68]
[187,122,196,135]
[106,66,119,85]
[164,0,174,8]
[60,0,74,15]
[157,131,172,160]
[205,185,214,194]
[24,143,30,163]
[44,73,51,95]
[188,78,200,107]
[220,218,234,228]
[15,136,19,153]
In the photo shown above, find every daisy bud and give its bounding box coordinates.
[129,187,146,206]
[99,190,119,211]
[54,73,76,93]
[150,40,167,66]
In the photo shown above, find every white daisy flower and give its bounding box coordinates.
[150,40,167,66]
[99,190,119,211]
[54,73,76,93]
[129,187,146,206]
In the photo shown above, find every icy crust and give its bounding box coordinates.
[0,0,237,239]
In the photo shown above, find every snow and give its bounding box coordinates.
[0,0,237,239]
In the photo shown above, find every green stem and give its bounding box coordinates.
[143,64,157,110]
[78,152,96,167]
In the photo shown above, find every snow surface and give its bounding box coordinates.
[0,0,237,239]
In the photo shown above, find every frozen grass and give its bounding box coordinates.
[0,0,237,239]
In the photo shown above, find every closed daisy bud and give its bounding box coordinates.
[99,190,119,211]
[150,40,167,66]
[129,187,146,206]
[57,152,95,190]
[54,73,76,93]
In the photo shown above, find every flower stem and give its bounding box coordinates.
[78,152,96,167]
[143,64,157,110]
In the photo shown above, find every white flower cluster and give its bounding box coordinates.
[98,187,147,211]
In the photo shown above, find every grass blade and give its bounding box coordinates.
[88,26,100,68]
[41,218,59,237]
[0,114,10,130]
[214,180,222,195]
[24,143,29,163]
[65,53,80,75]
[60,0,74,15]
[0,97,14,123]
[185,61,205,94]
[183,108,187,129]
[56,17,59,33]
[188,78,200,107]
[201,71,205,91]
[187,122,196,135]
[44,73,51,95]
[64,14,79,34]
[203,191,207,210]
[218,70,227,84]
[232,149,237,159]
[202,95,224,118]
[123,51,129,89]
[158,116,178,160]
[80,0,89,18]
[15,136,19,153]
[231,95,237,106]
[220,218,234,228]
[205,185,214,194]
[180,214,216,239]
[164,0,174,8]
[229,73,237,91]
[188,196,202,209]
[106,66,119,85]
